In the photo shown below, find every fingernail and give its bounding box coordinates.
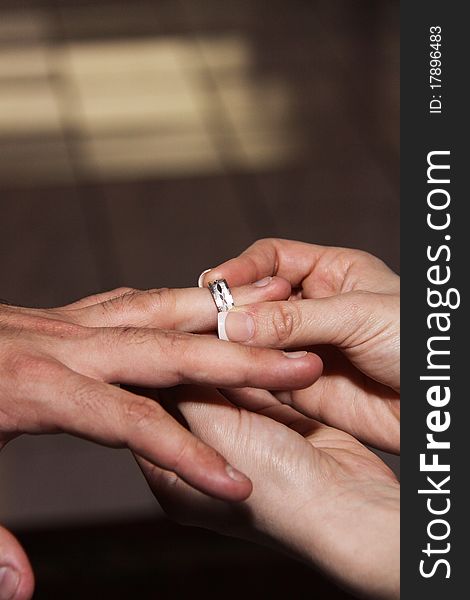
[218,311,255,342]
[0,566,19,600]
[283,351,308,359]
[253,276,272,287]
[197,268,212,288]
[226,463,249,483]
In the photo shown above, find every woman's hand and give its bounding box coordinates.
[200,239,400,453]
[139,385,400,600]
[0,280,322,600]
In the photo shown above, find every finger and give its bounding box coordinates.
[221,387,278,413]
[136,457,231,530]
[221,387,316,435]
[17,364,252,502]
[217,292,387,350]
[286,374,401,453]
[65,277,291,330]
[155,385,329,478]
[134,387,235,527]
[135,385,322,531]
[259,345,400,452]
[138,458,249,536]
[67,328,323,391]
[199,238,399,296]
[199,238,319,288]
[216,292,400,392]
[0,525,34,600]
[219,383,395,449]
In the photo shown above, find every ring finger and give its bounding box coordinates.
[63,277,291,332]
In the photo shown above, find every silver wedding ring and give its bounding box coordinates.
[208,279,235,312]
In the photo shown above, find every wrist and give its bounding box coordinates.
[252,480,400,600]
[299,482,400,600]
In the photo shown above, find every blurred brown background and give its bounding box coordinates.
[0,0,399,598]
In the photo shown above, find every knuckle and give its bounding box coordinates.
[172,436,193,472]
[250,237,278,258]
[348,248,388,273]
[0,352,65,410]
[71,379,105,414]
[147,288,176,313]
[124,396,164,432]
[108,287,136,297]
[102,327,189,382]
[355,248,382,265]
[80,287,137,306]
[95,288,139,312]
[172,434,219,475]
[337,292,373,344]
[106,325,154,348]
[242,344,267,366]
[157,328,192,365]
[102,290,141,316]
[255,236,279,246]
[347,248,373,262]
[3,352,60,382]
[1,307,87,339]
[331,248,382,292]
[102,288,176,324]
[269,302,299,345]
[125,287,175,314]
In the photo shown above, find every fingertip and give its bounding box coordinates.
[198,457,253,502]
[261,275,291,301]
[167,429,252,502]
[225,463,250,484]
[221,465,253,501]
[275,350,323,390]
[0,567,19,600]
[200,258,252,289]
[307,351,324,380]
[299,350,323,380]
[0,527,35,600]
[231,478,253,502]
[183,458,252,502]
[15,568,35,600]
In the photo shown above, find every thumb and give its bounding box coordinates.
[217,292,400,391]
[217,292,375,350]
[0,525,34,600]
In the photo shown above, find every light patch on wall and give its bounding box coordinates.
[0,26,303,185]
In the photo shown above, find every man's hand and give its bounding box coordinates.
[139,385,400,600]
[0,280,322,599]
[200,239,400,453]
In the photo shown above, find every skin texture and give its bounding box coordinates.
[0,278,321,600]
[201,238,400,453]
